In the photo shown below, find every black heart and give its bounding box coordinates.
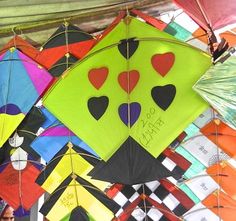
[151,84,176,111]
[118,38,139,59]
[88,96,109,120]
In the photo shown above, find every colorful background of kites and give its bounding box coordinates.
[0,0,236,220]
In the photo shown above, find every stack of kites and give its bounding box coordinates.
[0,0,236,220]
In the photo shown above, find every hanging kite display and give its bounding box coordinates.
[0,3,235,221]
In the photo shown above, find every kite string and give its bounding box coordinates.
[67,127,79,205]
[124,8,132,173]
[195,0,217,55]
[115,203,182,220]
[12,131,24,213]
[195,0,211,28]
[64,19,70,70]
[142,184,148,221]
[17,147,23,213]
[65,113,79,206]
[68,142,79,206]
[11,131,24,211]
[125,7,131,130]
[179,109,223,220]
[0,159,45,168]
[12,27,17,48]
[212,109,222,220]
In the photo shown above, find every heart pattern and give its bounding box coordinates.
[118,70,140,93]
[151,52,175,77]
[88,96,109,120]
[118,38,139,59]
[118,102,141,127]
[88,67,109,89]
[151,84,176,110]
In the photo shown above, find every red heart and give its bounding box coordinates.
[151,52,175,77]
[88,67,108,89]
[118,70,140,93]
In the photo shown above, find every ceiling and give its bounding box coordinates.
[0,0,177,48]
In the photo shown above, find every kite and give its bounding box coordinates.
[220,29,236,48]
[39,106,59,129]
[0,35,40,61]
[107,179,195,220]
[130,9,167,31]
[156,147,192,180]
[60,206,96,221]
[0,5,235,221]
[180,127,230,167]
[174,143,207,204]
[31,123,98,163]
[200,119,236,158]
[43,14,211,184]
[15,106,45,134]
[36,143,107,194]
[37,22,96,77]
[173,0,236,31]
[0,148,45,211]
[202,190,236,221]
[207,161,236,201]
[87,131,188,184]
[193,56,236,130]
[40,175,120,221]
[161,11,209,52]
[0,48,52,147]
[173,0,233,59]
[113,194,180,221]
[183,201,221,221]
[0,106,45,164]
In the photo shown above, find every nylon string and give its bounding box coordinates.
[68,142,79,206]
[64,20,70,70]
[142,184,148,221]
[212,109,222,220]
